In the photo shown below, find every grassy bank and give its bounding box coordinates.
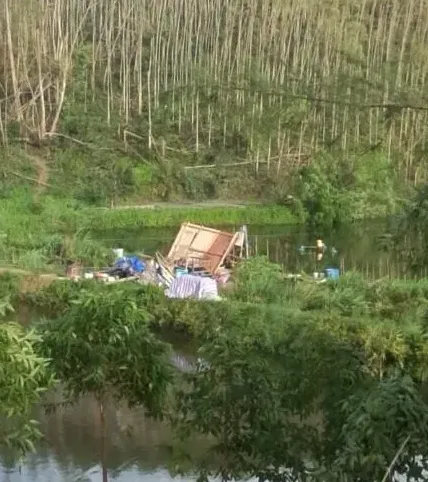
[78,203,301,230]
[0,190,301,271]
[1,190,300,233]
[19,257,428,333]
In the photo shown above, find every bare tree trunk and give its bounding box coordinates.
[4,0,22,122]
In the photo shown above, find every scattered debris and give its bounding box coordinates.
[64,223,249,300]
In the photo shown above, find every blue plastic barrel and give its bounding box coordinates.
[325,268,340,280]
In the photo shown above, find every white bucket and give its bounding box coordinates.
[113,248,124,259]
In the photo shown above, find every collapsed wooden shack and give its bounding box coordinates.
[154,223,248,284]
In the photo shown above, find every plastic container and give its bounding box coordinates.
[174,267,189,278]
[325,268,340,280]
[112,248,124,259]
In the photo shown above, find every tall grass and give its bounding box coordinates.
[0,189,300,269]
[23,259,428,340]
[0,189,300,236]
[0,190,116,269]
[2,0,428,185]
[76,204,301,230]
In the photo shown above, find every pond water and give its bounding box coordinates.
[92,219,407,279]
[0,220,419,482]
[0,398,212,482]
[0,352,210,482]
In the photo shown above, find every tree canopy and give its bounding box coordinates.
[4,260,428,480]
[0,0,426,210]
[37,285,173,413]
[171,260,428,482]
[174,314,428,482]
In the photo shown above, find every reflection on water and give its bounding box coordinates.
[1,464,202,482]
[0,390,213,482]
[0,344,210,482]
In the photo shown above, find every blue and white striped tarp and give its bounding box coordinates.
[165,274,219,300]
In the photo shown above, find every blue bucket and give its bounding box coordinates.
[325,268,340,280]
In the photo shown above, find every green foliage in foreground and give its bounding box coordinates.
[17,258,428,480]
[170,261,428,481]
[0,297,54,454]
[37,287,173,412]
[176,329,428,482]
[34,287,174,482]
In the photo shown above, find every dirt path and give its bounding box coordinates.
[34,155,48,188]
[98,200,260,210]
[26,153,49,203]
[0,267,61,291]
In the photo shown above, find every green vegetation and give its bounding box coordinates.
[297,152,399,227]
[4,256,428,479]
[1,0,424,225]
[169,263,428,481]
[0,293,54,455]
[38,287,173,409]
[390,184,428,272]
[0,188,301,271]
[15,258,428,481]
[24,261,428,337]
[69,203,302,231]
[38,287,173,482]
